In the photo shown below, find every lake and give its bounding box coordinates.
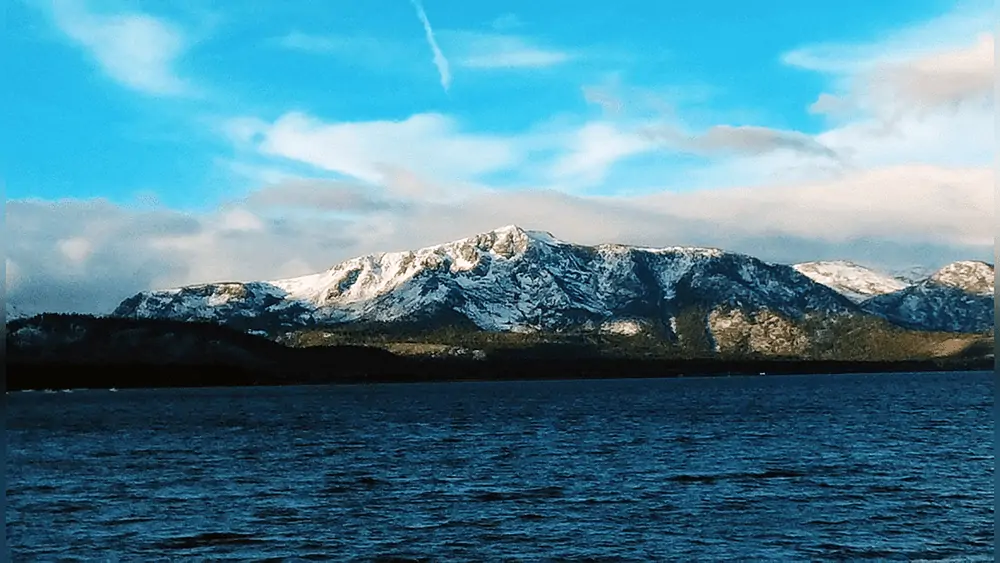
[6,371,994,561]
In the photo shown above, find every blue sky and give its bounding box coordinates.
[5,0,994,314]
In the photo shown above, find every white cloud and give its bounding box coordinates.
[781,3,990,74]
[224,111,677,196]
[817,102,993,169]
[275,27,570,77]
[808,93,850,116]
[640,123,843,162]
[868,33,993,112]
[783,6,993,123]
[451,33,573,69]
[582,85,625,115]
[638,165,993,248]
[218,209,265,232]
[275,31,410,70]
[619,7,996,191]
[227,111,522,194]
[409,0,451,92]
[57,237,93,264]
[278,31,381,55]
[491,13,522,31]
[220,117,269,146]
[548,122,652,186]
[47,0,192,96]
[775,20,995,180]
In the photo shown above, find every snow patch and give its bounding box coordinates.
[600,319,645,336]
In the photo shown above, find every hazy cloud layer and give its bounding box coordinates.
[6,199,360,316]
[640,124,843,162]
[242,179,397,213]
[8,162,992,316]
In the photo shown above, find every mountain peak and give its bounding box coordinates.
[791,260,908,303]
[483,224,562,243]
[490,224,526,235]
[456,225,564,256]
[928,261,994,295]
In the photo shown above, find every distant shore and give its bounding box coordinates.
[7,356,992,391]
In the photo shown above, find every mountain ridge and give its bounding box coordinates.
[110,226,993,347]
[113,225,865,353]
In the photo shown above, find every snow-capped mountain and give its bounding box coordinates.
[792,261,909,303]
[112,226,994,348]
[862,261,995,333]
[114,226,860,352]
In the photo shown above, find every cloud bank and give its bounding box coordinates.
[8,160,992,317]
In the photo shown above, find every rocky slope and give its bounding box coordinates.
[861,261,995,333]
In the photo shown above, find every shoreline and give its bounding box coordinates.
[7,357,992,391]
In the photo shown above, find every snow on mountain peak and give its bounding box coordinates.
[792,260,908,303]
[269,225,562,307]
[927,261,994,295]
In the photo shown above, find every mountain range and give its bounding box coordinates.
[105,226,994,359]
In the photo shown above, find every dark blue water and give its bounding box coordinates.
[6,371,994,561]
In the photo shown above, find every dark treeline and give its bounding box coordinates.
[7,314,993,391]
[8,356,992,391]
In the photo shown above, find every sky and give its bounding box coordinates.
[5,0,996,316]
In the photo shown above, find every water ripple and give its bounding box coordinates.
[7,371,994,560]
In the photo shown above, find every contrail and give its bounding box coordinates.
[409,0,451,92]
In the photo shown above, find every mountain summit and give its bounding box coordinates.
[860,261,995,333]
[925,261,994,295]
[792,261,908,303]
